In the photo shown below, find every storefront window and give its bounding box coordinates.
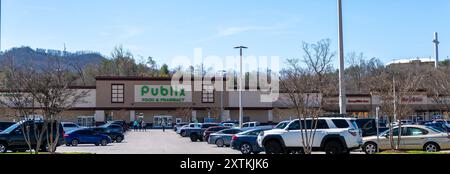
[348,112,369,119]
[77,116,95,127]
[111,84,124,103]
[202,84,214,103]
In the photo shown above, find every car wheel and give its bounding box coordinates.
[363,142,378,154]
[265,140,284,154]
[65,143,71,147]
[101,139,108,146]
[324,141,344,155]
[71,139,79,146]
[216,139,225,147]
[181,131,186,137]
[95,143,100,146]
[0,143,7,153]
[116,136,124,143]
[240,143,252,154]
[424,143,440,152]
[190,134,198,142]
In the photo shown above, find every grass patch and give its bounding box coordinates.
[378,150,448,155]
[1,152,93,155]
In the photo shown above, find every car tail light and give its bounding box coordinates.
[349,129,358,136]
[232,135,238,141]
[63,134,69,138]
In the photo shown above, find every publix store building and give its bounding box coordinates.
[92,76,275,127]
[1,76,449,127]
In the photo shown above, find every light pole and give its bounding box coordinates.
[0,0,2,52]
[218,70,227,121]
[376,106,381,153]
[234,46,247,128]
[338,0,347,115]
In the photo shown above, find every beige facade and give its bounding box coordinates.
[93,77,275,126]
[1,76,449,126]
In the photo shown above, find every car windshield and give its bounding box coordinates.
[350,120,359,129]
[1,122,20,133]
[275,122,289,129]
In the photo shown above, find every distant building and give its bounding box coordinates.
[386,57,435,70]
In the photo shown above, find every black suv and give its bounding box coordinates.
[91,127,125,143]
[0,122,15,132]
[0,120,64,153]
[108,120,129,132]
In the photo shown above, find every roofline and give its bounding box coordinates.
[95,76,228,81]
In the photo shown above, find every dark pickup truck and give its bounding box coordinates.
[185,123,221,142]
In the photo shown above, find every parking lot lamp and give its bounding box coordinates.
[234,46,248,128]
[376,107,381,153]
[338,0,347,115]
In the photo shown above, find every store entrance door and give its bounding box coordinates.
[153,116,173,128]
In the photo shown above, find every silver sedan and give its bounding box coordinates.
[362,125,450,154]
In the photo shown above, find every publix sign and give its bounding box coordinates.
[134,85,192,103]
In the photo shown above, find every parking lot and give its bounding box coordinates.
[19,128,447,154]
[57,130,240,154]
[56,129,367,154]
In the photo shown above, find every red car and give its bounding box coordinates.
[203,126,229,142]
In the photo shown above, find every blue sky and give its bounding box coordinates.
[1,0,450,70]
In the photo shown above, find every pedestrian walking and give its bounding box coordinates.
[133,120,139,132]
[141,120,146,132]
[162,120,165,132]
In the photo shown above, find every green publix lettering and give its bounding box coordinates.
[141,86,186,97]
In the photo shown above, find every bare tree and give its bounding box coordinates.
[0,57,37,153]
[372,66,426,150]
[0,55,89,154]
[302,39,335,84]
[279,58,336,154]
[425,67,450,129]
[174,107,193,123]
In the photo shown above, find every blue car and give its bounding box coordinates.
[231,128,271,154]
[207,128,242,147]
[64,128,112,146]
[425,122,450,133]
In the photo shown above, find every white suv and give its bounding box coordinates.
[257,117,363,154]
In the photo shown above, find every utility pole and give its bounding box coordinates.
[433,32,440,69]
[0,0,2,53]
[234,46,247,128]
[338,0,347,115]
[393,75,397,122]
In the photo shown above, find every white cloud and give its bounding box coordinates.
[217,26,277,37]
[99,25,144,40]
